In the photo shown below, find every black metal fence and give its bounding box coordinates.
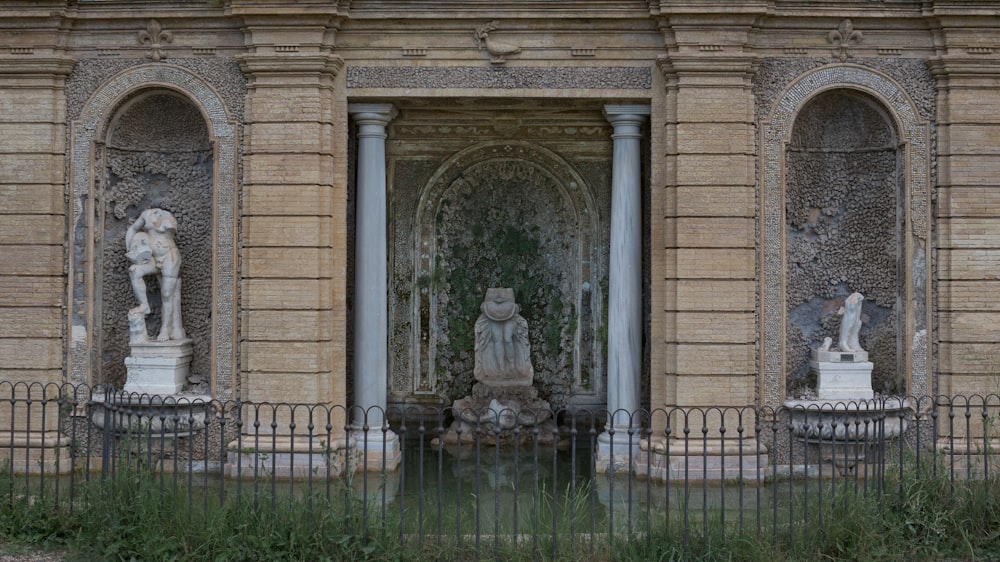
[1,381,999,554]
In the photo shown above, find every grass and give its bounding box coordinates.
[0,462,998,561]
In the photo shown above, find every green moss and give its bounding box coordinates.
[436,214,572,401]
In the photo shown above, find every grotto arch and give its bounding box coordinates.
[759,65,931,408]
[398,141,606,410]
[68,64,238,399]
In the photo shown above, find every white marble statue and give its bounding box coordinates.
[837,292,864,353]
[474,288,533,386]
[126,208,185,342]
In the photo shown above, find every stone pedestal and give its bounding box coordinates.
[226,434,355,479]
[440,383,556,446]
[634,437,766,482]
[811,349,873,400]
[124,339,193,395]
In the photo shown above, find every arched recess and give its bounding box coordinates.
[68,64,238,400]
[396,141,605,409]
[759,65,931,408]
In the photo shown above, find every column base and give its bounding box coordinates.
[595,428,642,474]
[936,438,1000,479]
[349,428,401,472]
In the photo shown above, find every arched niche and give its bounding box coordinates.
[396,141,606,409]
[785,90,901,393]
[68,64,238,399]
[760,65,931,408]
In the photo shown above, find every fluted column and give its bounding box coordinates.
[348,103,400,467]
[598,104,649,470]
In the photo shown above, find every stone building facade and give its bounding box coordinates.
[1,1,998,470]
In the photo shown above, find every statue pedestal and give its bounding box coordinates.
[124,339,192,395]
[811,349,873,400]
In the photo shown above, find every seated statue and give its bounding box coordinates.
[126,208,185,342]
[474,288,533,386]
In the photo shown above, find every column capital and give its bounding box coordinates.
[604,105,649,140]
[348,103,399,125]
[603,104,651,121]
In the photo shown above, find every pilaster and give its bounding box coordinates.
[928,54,1000,440]
[238,24,343,407]
[0,54,74,473]
[639,22,762,480]
[657,52,758,423]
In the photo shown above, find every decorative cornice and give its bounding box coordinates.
[657,53,757,80]
[237,53,345,77]
[927,55,1000,79]
[228,0,351,17]
[0,56,75,76]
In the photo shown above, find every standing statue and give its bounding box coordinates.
[837,292,864,353]
[126,208,185,342]
[474,288,533,386]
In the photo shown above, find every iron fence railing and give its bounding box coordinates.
[0,381,999,554]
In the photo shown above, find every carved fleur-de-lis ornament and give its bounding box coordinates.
[828,19,862,61]
[138,19,173,61]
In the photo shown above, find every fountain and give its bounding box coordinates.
[92,208,210,436]
[784,292,908,473]
[438,288,558,446]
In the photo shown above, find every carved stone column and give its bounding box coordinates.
[348,103,400,468]
[598,104,649,470]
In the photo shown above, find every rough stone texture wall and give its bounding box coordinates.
[66,59,246,123]
[785,91,902,393]
[100,94,214,390]
[754,58,935,124]
[431,160,589,408]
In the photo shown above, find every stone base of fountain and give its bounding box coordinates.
[91,389,211,437]
[784,397,910,475]
[438,383,559,446]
